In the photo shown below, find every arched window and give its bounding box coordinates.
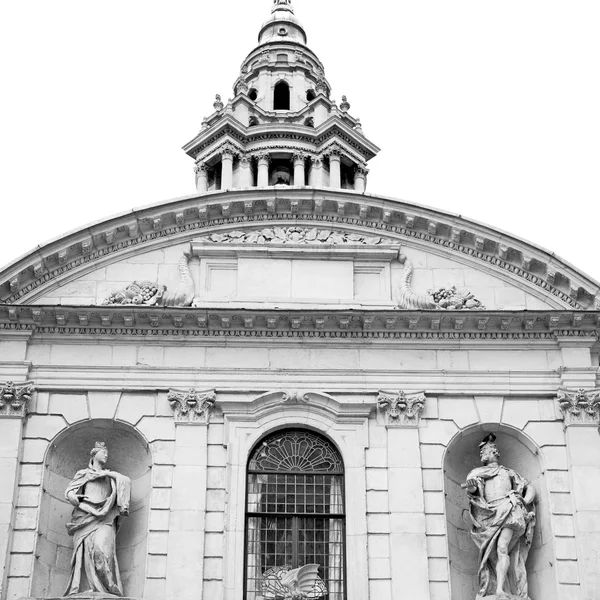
[274,80,290,110]
[245,429,345,600]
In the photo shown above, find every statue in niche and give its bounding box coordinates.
[64,442,131,597]
[464,434,536,600]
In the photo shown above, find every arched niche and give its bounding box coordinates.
[32,419,152,598]
[443,424,557,600]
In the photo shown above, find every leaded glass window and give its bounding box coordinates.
[245,429,346,600]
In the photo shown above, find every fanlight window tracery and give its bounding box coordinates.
[245,429,345,600]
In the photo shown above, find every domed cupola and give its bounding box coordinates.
[258,0,307,45]
[183,0,379,195]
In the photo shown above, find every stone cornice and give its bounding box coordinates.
[1,306,599,341]
[1,187,599,308]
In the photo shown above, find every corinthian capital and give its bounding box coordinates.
[0,381,35,418]
[167,388,216,424]
[557,387,600,426]
[377,390,426,428]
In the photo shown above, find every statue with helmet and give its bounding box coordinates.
[464,434,537,599]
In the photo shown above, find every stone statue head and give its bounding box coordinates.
[478,433,499,465]
[89,441,108,468]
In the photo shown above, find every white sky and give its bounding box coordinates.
[1,0,599,281]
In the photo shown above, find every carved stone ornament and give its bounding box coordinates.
[205,227,386,246]
[101,253,195,307]
[0,381,35,418]
[557,387,600,426]
[397,254,485,310]
[167,388,216,424]
[377,390,426,427]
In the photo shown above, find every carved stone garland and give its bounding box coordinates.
[377,390,426,428]
[167,388,216,424]
[557,387,600,426]
[0,381,35,418]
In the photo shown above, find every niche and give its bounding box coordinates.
[248,88,258,102]
[306,89,316,102]
[31,420,152,598]
[274,80,290,111]
[444,425,557,600]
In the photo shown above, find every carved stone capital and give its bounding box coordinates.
[557,387,600,426]
[377,390,426,428]
[293,152,306,165]
[355,165,369,178]
[220,144,237,160]
[255,152,271,164]
[0,381,35,418]
[167,388,216,424]
[194,162,208,175]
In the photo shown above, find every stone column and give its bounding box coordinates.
[239,155,253,188]
[0,381,34,599]
[293,153,306,186]
[328,148,342,188]
[309,156,323,187]
[221,148,234,190]
[558,387,600,600]
[377,391,430,600]
[165,389,216,600]
[195,163,208,194]
[354,166,368,193]
[257,153,270,187]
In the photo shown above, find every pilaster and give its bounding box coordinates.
[377,391,430,600]
[165,389,216,600]
[558,387,600,600]
[556,335,597,389]
[0,381,34,600]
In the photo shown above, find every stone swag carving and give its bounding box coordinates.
[167,388,216,423]
[557,387,600,426]
[377,390,426,427]
[102,253,195,307]
[64,442,132,597]
[397,254,485,310]
[0,381,34,417]
[206,227,386,246]
[464,434,536,600]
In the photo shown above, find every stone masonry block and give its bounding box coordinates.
[390,513,426,535]
[428,557,449,582]
[387,428,420,468]
[149,509,170,531]
[168,509,206,532]
[369,580,391,599]
[426,514,446,536]
[502,400,541,430]
[556,560,579,584]
[438,397,478,429]
[204,557,223,580]
[422,469,443,491]
[366,447,387,468]
[207,445,227,467]
[367,535,390,559]
[547,471,570,493]
[552,515,575,537]
[542,446,568,471]
[207,423,225,445]
[19,464,43,486]
[207,467,226,490]
[426,535,448,558]
[144,579,166,600]
[147,553,168,578]
[171,466,206,511]
[48,393,89,424]
[424,491,445,515]
[151,440,176,465]
[152,465,174,488]
[0,421,22,459]
[8,552,33,577]
[366,468,388,491]
[367,514,390,534]
[555,537,578,560]
[151,488,172,510]
[116,393,156,426]
[474,396,504,423]
[368,558,391,580]
[429,581,451,600]
[138,416,175,443]
[204,532,223,557]
[388,469,424,512]
[10,530,36,553]
[420,444,445,469]
[51,344,112,366]
[366,491,389,514]
[550,492,574,515]
[148,531,169,555]
[571,466,600,511]
[24,415,66,440]
[17,486,41,508]
[88,391,121,420]
[206,489,226,512]
[21,439,48,464]
[523,421,565,448]
[163,346,206,368]
[0,458,18,503]
[6,577,30,600]
[205,512,224,533]
[419,419,458,445]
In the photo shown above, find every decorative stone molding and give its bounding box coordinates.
[0,381,35,418]
[204,227,386,245]
[557,387,600,426]
[281,390,309,405]
[167,388,216,424]
[377,390,426,428]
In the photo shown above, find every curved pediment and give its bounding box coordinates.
[0,187,598,311]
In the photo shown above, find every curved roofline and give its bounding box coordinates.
[1,187,598,308]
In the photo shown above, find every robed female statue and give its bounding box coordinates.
[64,442,131,597]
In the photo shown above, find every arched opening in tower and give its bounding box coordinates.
[273,81,290,110]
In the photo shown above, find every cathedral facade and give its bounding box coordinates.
[1,2,599,600]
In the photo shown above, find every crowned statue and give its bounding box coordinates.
[64,442,131,597]
[465,434,537,600]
